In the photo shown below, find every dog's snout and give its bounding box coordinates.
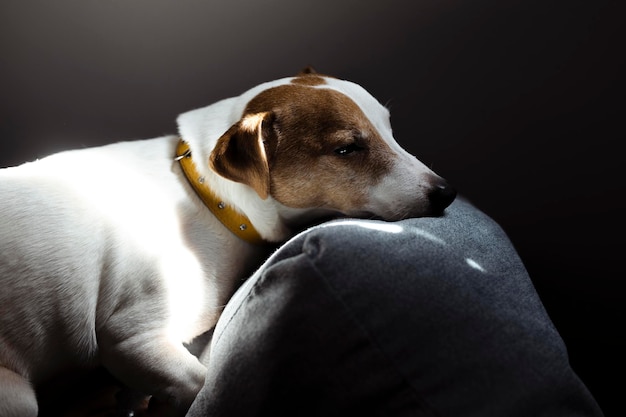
[427,178,456,215]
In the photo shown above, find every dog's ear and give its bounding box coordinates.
[298,66,317,75]
[209,112,276,200]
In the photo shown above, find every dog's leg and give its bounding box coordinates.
[0,367,38,417]
[99,333,206,417]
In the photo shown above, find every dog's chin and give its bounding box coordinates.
[343,206,449,222]
[278,209,347,236]
[334,210,385,222]
[281,205,447,236]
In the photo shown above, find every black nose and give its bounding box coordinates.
[428,179,457,215]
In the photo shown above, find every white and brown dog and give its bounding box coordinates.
[0,68,455,416]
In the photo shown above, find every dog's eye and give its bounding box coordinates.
[334,143,364,156]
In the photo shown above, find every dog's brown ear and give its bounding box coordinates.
[298,66,317,75]
[209,112,276,200]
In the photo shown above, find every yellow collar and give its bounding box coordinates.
[175,139,266,245]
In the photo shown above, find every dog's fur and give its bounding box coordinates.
[0,69,455,416]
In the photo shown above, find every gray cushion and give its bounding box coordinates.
[187,197,604,417]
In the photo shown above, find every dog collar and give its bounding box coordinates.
[175,139,266,245]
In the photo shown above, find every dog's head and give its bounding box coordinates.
[207,68,455,228]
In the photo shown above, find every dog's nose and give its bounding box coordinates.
[428,178,457,214]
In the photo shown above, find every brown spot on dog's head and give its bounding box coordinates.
[291,68,326,86]
[210,83,396,214]
[290,75,327,86]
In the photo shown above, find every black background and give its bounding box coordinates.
[1,1,623,415]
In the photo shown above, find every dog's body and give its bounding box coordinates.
[0,69,455,416]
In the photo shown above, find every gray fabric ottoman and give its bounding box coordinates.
[186,197,604,417]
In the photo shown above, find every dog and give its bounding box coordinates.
[0,67,456,416]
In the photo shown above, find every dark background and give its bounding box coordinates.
[1,0,623,415]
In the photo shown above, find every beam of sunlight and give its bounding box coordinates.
[316,219,448,246]
[465,258,486,273]
[409,228,446,245]
[319,219,405,234]
[159,249,211,344]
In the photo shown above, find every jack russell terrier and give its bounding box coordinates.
[0,68,456,416]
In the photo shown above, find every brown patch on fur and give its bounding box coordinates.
[290,74,327,86]
[290,66,328,86]
[234,84,395,213]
